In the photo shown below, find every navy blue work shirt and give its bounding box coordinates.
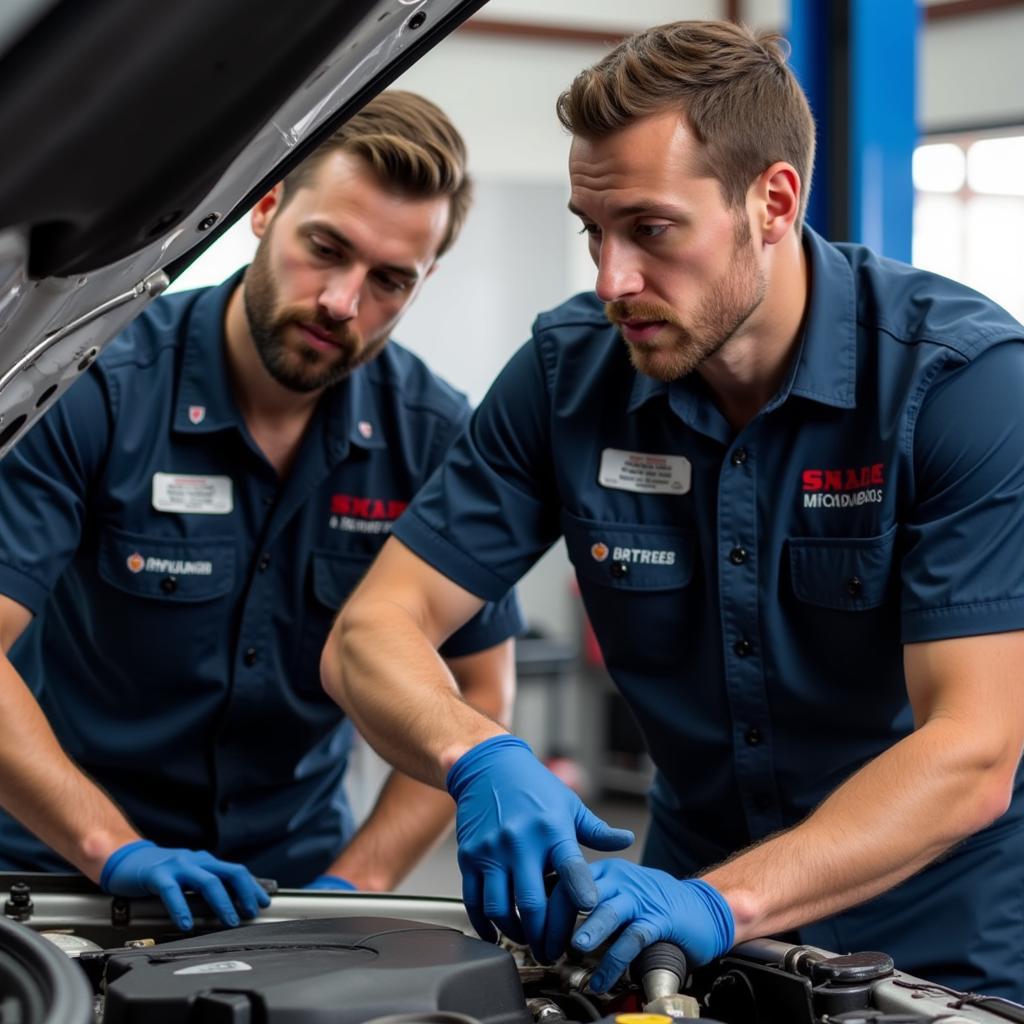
[0,270,523,886]
[395,229,1024,998]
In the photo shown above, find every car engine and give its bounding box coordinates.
[2,874,1022,1024]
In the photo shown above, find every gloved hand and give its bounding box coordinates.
[304,874,357,891]
[446,735,634,955]
[100,840,271,931]
[548,859,734,993]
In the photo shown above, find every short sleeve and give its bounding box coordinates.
[393,338,562,602]
[900,340,1024,642]
[0,371,112,614]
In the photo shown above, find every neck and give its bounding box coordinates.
[223,281,322,476]
[699,231,809,433]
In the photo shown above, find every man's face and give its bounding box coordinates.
[569,110,766,382]
[243,151,449,393]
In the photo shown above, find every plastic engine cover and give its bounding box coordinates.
[100,916,531,1024]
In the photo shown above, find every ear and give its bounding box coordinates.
[750,162,801,245]
[250,183,285,239]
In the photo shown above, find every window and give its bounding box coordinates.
[913,130,1024,323]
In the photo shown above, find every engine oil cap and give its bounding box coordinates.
[615,1015,673,1024]
[810,951,895,984]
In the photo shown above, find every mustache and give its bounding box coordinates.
[605,300,682,327]
[276,305,357,347]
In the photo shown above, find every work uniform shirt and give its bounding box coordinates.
[394,229,1024,998]
[0,271,522,886]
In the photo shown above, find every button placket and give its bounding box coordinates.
[716,440,782,838]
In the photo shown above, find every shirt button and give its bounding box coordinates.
[731,447,748,466]
[611,562,629,579]
[218,797,231,814]
[729,546,748,566]
[734,639,753,658]
[745,727,762,746]
[243,648,258,667]
[160,576,177,594]
[847,576,863,597]
[258,554,271,571]
[262,495,274,508]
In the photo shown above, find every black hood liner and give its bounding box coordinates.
[0,0,483,278]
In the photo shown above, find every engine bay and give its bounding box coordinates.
[3,874,1022,1024]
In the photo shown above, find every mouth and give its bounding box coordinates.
[296,323,345,353]
[618,319,668,345]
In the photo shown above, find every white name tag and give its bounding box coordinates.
[598,448,691,495]
[152,473,233,514]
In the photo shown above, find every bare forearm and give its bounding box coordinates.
[323,601,504,787]
[0,658,138,880]
[704,717,1017,942]
[326,771,455,890]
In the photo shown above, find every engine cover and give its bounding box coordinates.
[100,916,530,1024]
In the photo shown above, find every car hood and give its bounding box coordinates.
[0,0,485,457]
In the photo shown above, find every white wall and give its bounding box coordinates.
[920,5,1024,131]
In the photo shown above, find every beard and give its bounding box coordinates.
[243,237,386,394]
[605,217,767,383]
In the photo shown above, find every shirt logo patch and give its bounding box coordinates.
[328,494,408,535]
[611,546,677,566]
[188,405,206,425]
[125,551,213,576]
[591,542,609,562]
[802,463,884,509]
[357,420,374,439]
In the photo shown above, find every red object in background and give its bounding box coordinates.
[571,578,605,668]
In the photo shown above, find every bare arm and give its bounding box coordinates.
[322,537,509,787]
[323,640,516,890]
[703,630,1024,941]
[0,594,139,879]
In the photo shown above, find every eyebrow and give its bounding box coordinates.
[567,200,688,221]
[306,221,420,281]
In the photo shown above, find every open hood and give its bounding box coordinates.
[0,0,486,457]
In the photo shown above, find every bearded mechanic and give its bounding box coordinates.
[325,22,1024,1002]
[0,91,521,929]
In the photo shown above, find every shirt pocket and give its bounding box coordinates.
[91,526,236,692]
[788,525,897,611]
[562,510,695,591]
[562,510,697,679]
[96,526,235,602]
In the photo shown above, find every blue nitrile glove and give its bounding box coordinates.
[446,735,634,956]
[100,840,271,931]
[551,859,734,993]
[304,875,357,891]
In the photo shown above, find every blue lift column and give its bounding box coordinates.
[787,0,918,262]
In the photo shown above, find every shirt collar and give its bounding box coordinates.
[174,268,388,457]
[628,226,858,416]
[174,269,246,435]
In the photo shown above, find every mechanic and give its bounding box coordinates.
[323,22,1024,1003]
[0,91,521,931]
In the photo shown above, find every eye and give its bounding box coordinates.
[372,271,410,294]
[308,234,338,259]
[577,222,600,237]
[636,223,670,239]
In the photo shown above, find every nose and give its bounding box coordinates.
[593,240,643,303]
[319,267,363,321]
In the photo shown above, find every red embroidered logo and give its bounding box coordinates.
[801,463,884,509]
[328,494,409,535]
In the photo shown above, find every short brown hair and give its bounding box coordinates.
[283,90,472,256]
[557,21,816,228]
